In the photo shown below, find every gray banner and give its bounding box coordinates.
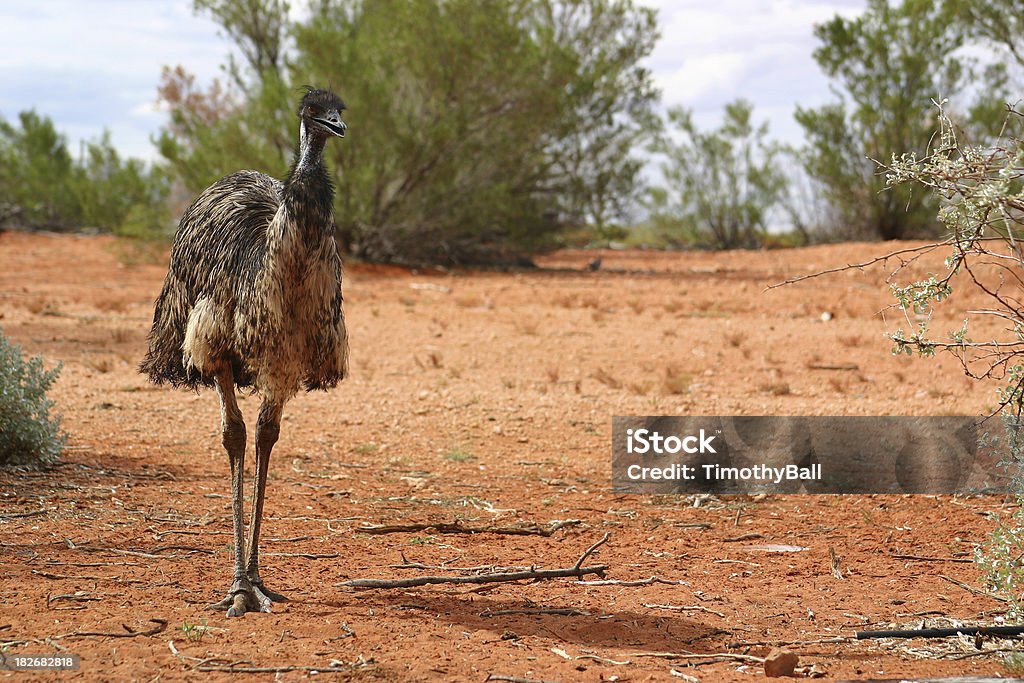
[612,416,1016,494]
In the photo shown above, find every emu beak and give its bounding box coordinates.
[314,112,346,138]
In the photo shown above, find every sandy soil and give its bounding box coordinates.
[0,231,1015,682]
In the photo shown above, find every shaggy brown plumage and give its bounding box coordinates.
[140,87,348,617]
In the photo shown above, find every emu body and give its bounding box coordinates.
[141,89,348,616]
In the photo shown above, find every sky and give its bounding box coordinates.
[0,0,866,163]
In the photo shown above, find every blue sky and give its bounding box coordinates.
[0,0,865,163]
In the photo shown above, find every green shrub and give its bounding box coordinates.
[884,103,1024,613]
[0,328,66,468]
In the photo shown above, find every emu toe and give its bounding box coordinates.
[210,579,277,617]
[252,581,289,603]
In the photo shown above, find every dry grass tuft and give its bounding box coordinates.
[662,365,691,395]
[758,381,791,396]
[591,367,622,389]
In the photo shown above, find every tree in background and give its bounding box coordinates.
[796,0,967,241]
[158,0,660,264]
[650,100,787,249]
[948,0,1024,68]
[0,111,170,235]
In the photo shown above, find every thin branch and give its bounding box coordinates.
[0,508,51,520]
[644,603,726,618]
[481,608,587,617]
[938,574,1009,602]
[356,519,580,537]
[339,564,609,589]
[574,532,610,570]
[195,664,364,674]
[766,240,952,290]
[55,619,167,640]
[340,534,610,589]
[485,675,562,683]
[889,553,972,564]
[578,576,686,587]
[627,651,764,664]
[726,636,850,648]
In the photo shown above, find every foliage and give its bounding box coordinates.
[0,328,66,469]
[884,103,1024,612]
[159,0,660,265]
[978,506,1024,619]
[650,100,787,249]
[0,110,171,237]
[947,0,1024,68]
[796,0,969,240]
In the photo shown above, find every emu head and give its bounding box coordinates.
[299,88,346,138]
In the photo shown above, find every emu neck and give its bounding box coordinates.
[291,121,327,179]
[282,121,335,238]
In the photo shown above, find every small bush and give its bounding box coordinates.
[0,328,66,468]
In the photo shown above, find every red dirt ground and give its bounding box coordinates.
[0,231,1016,682]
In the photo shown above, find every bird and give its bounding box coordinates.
[140,87,349,617]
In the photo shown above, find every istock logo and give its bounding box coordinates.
[625,428,716,454]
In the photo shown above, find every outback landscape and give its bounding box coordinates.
[0,230,1015,681]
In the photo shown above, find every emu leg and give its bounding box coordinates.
[244,400,286,602]
[207,371,266,617]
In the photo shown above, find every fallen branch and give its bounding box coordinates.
[57,619,167,639]
[578,576,686,587]
[195,664,362,674]
[889,553,972,564]
[64,543,205,559]
[628,651,764,664]
[485,675,562,683]
[644,603,726,618]
[727,636,850,648]
[856,625,1024,640]
[808,363,859,371]
[0,508,51,520]
[939,574,1009,602]
[481,608,587,618]
[340,533,610,589]
[356,519,580,537]
[341,564,608,589]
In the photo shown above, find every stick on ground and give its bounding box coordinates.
[340,533,610,589]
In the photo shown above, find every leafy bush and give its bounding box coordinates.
[158,0,660,265]
[883,103,1024,612]
[0,328,66,468]
[651,100,787,249]
[0,111,171,238]
[796,0,1017,241]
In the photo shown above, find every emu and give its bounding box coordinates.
[140,88,349,617]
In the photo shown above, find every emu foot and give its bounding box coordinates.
[209,578,278,617]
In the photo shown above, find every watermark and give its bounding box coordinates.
[612,416,1013,494]
[0,653,80,671]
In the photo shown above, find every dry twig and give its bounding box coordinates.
[340,533,610,589]
[644,603,726,618]
[356,519,580,537]
[56,619,167,639]
[481,608,586,618]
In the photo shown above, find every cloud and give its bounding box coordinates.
[0,0,233,161]
[643,0,864,144]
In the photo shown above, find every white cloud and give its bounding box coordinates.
[0,0,234,160]
[643,0,865,144]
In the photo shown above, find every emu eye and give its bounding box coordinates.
[308,106,320,116]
